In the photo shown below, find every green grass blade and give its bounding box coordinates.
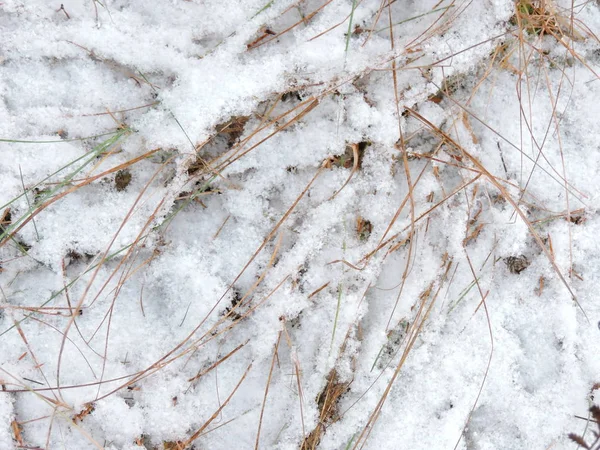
[344,0,358,55]
[0,129,130,243]
[0,239,139,338]
[376,5,455,33]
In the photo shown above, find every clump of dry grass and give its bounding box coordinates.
[511,0,584,40]
[300,369,352,450]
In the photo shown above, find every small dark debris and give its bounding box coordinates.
[66,249,82,261]
[569,214,585,225]
[223,289,243,321]
[57,4,70,20]
[505,255,530,274]
[428,92,444,104]
[353,24,365,35]
[200,183,216,193]
[175,191,191,201]
[187,157,205,176]
[282,90,303,102]
[0,209,11,238]
[33,187,51,203]
[134,435,151,448]
[216,115,249,147]
[115,170,132,191]
[356,217,372,241]
[289,313,302,329]
[17,240,31,252]
[65,250,95,267]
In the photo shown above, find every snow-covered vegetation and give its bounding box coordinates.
[1,1,600,449]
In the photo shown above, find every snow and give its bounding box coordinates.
[1,0,600,449]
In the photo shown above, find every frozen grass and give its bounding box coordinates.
[1,0,600,449]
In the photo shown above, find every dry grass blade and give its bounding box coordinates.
[385,2,417,332]
[217,98,320,172]
[301,369,351,450]
[432,79,586,202]
[329,143,360,200]
[54,153,172,399]
[0,147,158,249]
[11,420,23,447]
[452,249,494,450]
[352,259,450,449]
[80,101,159,117]
[181,363,252,448]
[281,322,306,441]
[249,0,336,49]
[188,341,248,383]
[309,0,365,42]
[3,2,598,448]
[364,174,481,265]
[92,274,289,403]
[255,331,282,450]
[405,107,588,320]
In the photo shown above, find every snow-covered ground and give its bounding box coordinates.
[1,0,600,449]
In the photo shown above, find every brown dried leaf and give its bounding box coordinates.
[463,223,485,246]
[567,433,590,449]
[11,420,23,446]
[73,402,95,423]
